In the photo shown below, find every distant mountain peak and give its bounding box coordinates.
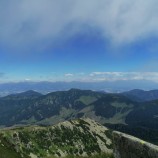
[19,90,42,96]
[3,90,42,100]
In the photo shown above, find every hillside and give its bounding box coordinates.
[126,99,158,130]
[122,89,158,102]
[0,89,104,126]
[0,89,139,127]
[0,118,114,158]
[0,118,158,158]
[0,89,158,145]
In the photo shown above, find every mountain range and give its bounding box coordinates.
[0,89,158,145]
[1,80,158,96]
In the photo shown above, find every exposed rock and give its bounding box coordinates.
[113,131,158,158]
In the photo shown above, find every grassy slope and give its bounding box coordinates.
[0,119,114,158]
[47,153,114,158]
[0,130,30,158]
[0,143,22,158]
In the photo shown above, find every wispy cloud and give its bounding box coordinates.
[90,72,123,77]
[0,0,158,50]
[2,72,158,83]
[89,72,158,82]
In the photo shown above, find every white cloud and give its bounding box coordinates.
[24,78,31,81]
[90,72,124,76]
[65,73,74,77]
[0,0,158,50]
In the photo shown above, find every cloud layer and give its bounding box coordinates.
[89,72,158,82]
[0,0,158,50]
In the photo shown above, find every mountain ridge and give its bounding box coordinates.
[0,118,114,158]
[122,89,158,102]
[0,89,158,145]
[0,118,158,158]
[2,90,42,100]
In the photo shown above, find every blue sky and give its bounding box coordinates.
[0,0,158,83]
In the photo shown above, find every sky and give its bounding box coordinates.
[0,0,158,83]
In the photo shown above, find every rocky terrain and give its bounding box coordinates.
[113,131,158,158]
[0,118,114,158]
[0,118,158,158]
